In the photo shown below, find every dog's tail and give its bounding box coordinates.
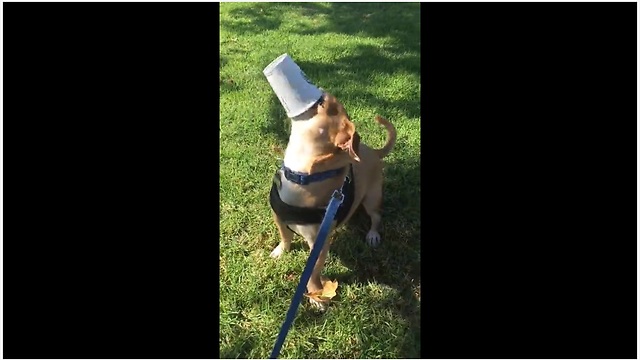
[373,115,396,159]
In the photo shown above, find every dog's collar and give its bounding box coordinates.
[282,165,346,185]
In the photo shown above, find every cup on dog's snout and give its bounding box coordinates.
[263,53,323,118]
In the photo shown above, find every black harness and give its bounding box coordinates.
[269,164,355,226]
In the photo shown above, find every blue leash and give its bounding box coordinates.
[269,188,345,359]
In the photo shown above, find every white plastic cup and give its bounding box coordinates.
[263,53,323,118]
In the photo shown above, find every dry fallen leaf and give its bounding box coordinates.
[304,289,327,303]
[321,278,338,298]
[271,144,283,155]
[303,277,339,303]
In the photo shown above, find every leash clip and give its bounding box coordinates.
[331,189,345,204]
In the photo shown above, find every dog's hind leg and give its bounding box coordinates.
[270,211,294,259]
[362,178,383,247]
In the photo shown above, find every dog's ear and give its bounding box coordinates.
[334,119,361,162]
[317,93,339,116]
[318,93,360,162]
[308,119,360,172]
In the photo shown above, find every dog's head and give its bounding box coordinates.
[315,93,361,163]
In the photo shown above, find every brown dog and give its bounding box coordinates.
[269,92,396,309]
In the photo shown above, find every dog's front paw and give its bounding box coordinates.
[270,244,289,259]
[307,297,328,311]
[366,230,381,247]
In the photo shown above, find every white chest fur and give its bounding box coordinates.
[280,118,327,205]
[283,118,326,172]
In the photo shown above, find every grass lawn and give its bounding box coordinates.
[220,3,421,358]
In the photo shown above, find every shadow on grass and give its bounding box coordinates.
[222,2,421,147]
[261,102,290,146]
[220,53,246,93]
[221,3,420,43]
[324,154,421,358]
[220,333,258,359]
[286,155,421,358]
[220,3,329,35]
[295,44,421,119]
[257,4,421,146]
[222,2,421,358]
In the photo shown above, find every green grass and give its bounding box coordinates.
[220,3,421,358]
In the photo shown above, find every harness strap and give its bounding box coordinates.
[282,165,345,185]
[269,164,355,226]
